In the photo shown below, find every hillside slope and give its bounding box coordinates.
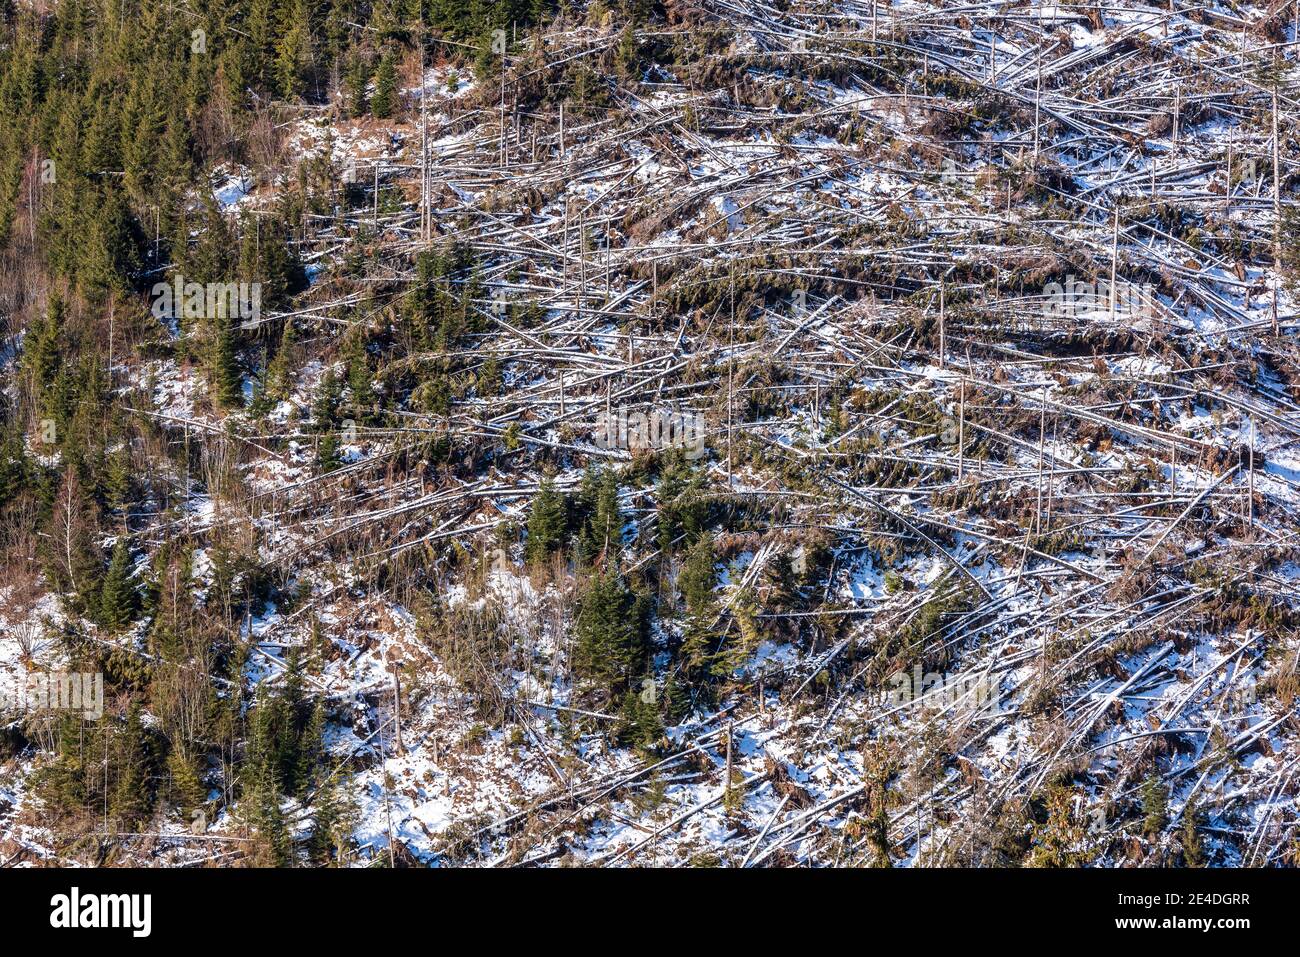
[1,0,1299,867]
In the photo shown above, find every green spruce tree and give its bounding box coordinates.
[525,476,567,564]
[1142,774,1168,839]
[100,537,137,632]
[573,569,645,699]
[371,54,398,118]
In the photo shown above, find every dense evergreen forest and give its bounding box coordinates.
[0,0,559,864]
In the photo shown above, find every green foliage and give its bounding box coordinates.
[21,296,66,422]
[525,475,567,564]
[208,313,244,410]
[248,649,324,799]
[0,0,525,865]
[679,533,718,617]
[33,704,161,830]
[1141,774,1168,839]
[242,651,332,865]
[265,320,299,404]
[371,53,399,118]
[577,465,622,564]
[111,703,152,825]
[0,429,34,510]
[307,771,358,866]
[344,330,375,419]
[568,62,608,114]
[317,431,343,473]
[1180,798,1204,867]
[473,30,501,84]
[678,533,719,682]
[32,715,90,818]
[345,53,371,117]
[661,671,688,724]
[313,367,344,428]
[1027,784,1088,867]
[104,445,133,517]
[295,700,326,793]
[238,212,307,312]
[655,449,709,555]
[617,687,661,750]
[274,0,312,98]
[407,242,478,350]
[248,754,293,866]
[166,746,207,816]
[573,569,646,699]
[861,743,896,867]
[613,24,639,80]
[99,538,138,632]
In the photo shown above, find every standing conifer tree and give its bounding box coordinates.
[574,569,644,699]
[208,313,244,409]
[100,537,137,632]
[525,476,567,564]
[371,54,398,118]
[112,704,152,827]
